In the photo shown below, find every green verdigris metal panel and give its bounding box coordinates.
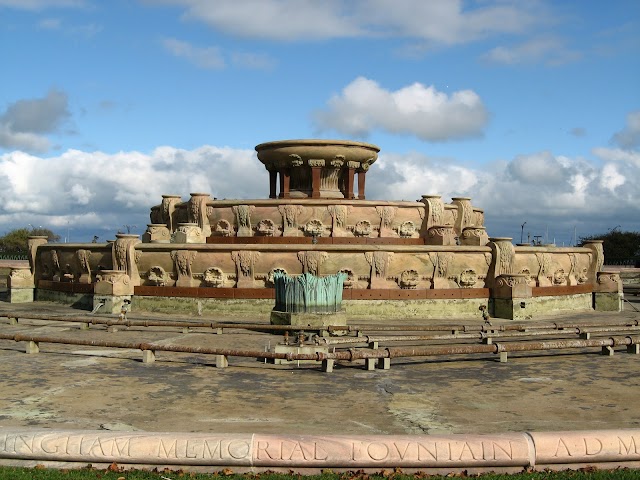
[273,272,347,314]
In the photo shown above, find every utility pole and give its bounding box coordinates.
[520,222,527,244]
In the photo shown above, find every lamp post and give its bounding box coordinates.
[520,222,527,244]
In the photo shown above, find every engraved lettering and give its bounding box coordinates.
[457,442,479,460]
[393,441,411,460]
[157,439,178,458]
[185,439,201,459]
[351,441,362,461]
[367,442,390,461]
[41,435,71,455]
[228,440,251,460]
[553,438,572,457]
[619,437,639,455]
[256,440,276,460]
[314,442,328,461]
[286,441,308,460]
[584,438,603,456]
[417,442,438,461]
[113,437,131,457]
[16,435,34,454]
[203,440,222,459]
[490,441,514,460]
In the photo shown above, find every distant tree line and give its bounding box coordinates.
[0,227,60,254]
[580,229,640,266]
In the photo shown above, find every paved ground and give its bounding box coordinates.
[0,295,639,437]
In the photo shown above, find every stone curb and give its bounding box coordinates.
[1,428,639,473]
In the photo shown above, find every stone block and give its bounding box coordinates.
[593,292,623,312]
[142,350,155,363]
[9,288,34,303]
[95,270,134,296]
[493,274,532,299]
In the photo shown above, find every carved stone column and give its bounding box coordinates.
[160,195,183,232]
[343,161,357,199]
[188,193,212,238]
[112,233,141,286]
[420,195,445,236]
[451,197,473,235]
[266,165,278,199]
[488,237,515,284]
[357,164,369,200]
[27,235,48,282]
[309,159,324,198]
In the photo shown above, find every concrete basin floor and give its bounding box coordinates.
[0,298,639,436]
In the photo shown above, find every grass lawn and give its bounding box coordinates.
[0,466,639,480]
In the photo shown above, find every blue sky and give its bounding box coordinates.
[0,0,639,246]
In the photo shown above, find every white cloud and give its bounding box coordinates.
[144,0,543,44]
[0,89,70,153]
[0,142,638,242]
[162,37,225,69]
[0,145,262,236]
[481,36,581,66]
[313,77,489,141]
[611,110,640,149]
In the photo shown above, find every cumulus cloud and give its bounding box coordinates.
[481,36,581,66]
[144,0,543,44]
[0,145,262,237]
[1,141,638,243]
[313,77,489,141]
[162,38,225,69]
[0,89,70,152]
[611,110,640,149]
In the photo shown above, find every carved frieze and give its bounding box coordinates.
[214,220,233,237]
[171,250,197,288]
[143,224,171,243]
[458,269,478,288]
[27,236,48,274]
[297,251,328,276]
[490,238,515,278]
[376,206,397,237]
[338,268,358,289]
[425,226,457,246]
[279,205,304,237]
[203,267,226,288]
[327,205,351,237]
[365,251,393,289]
[451,197,473,232]
[553,268,567,285]
[75,249,92,284]
[398,269,419,289]
[112,234,141,286]
[535,252,552,287]
[304,219,325,238]
[160,194,183,231]
[256,219,276,236]
[460,227,489,246]
[148,266,167,286]
[429,252,453,289]
[397,221,417,238]
[353,220,372,237]
[94,269,133,296]
[8,267,34,289]
[233,204,255,237]
[231,251,260,288]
